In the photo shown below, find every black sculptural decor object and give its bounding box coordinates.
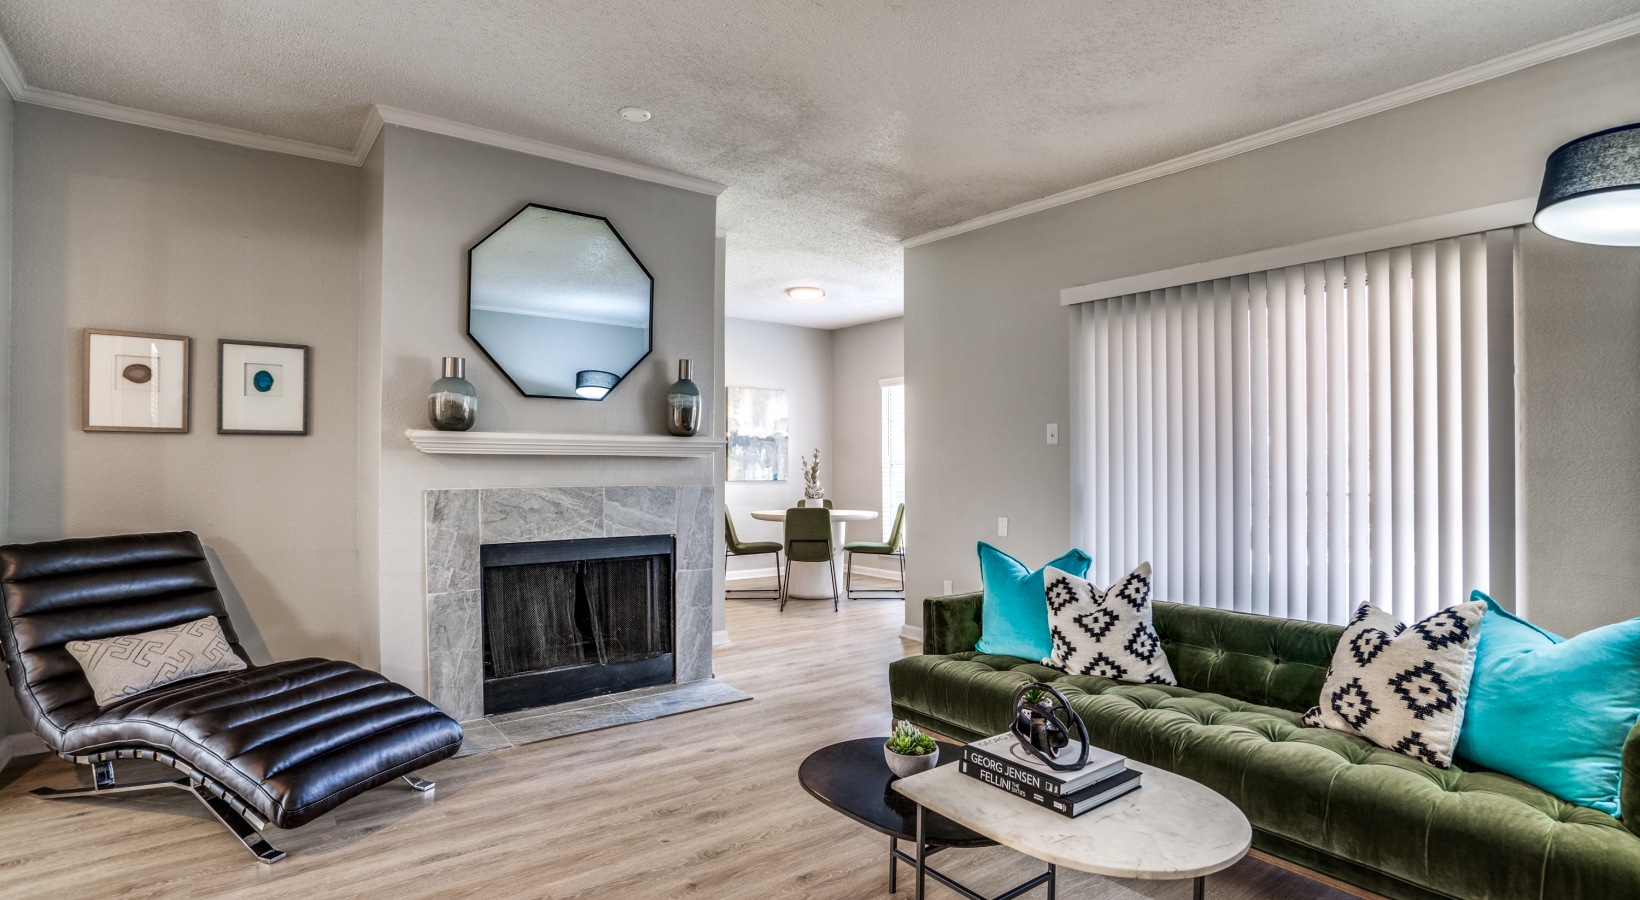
[1010,682,1092,772]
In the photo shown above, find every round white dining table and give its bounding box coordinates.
[749,508,880,599]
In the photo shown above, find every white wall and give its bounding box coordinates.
[366,125,721,688]
[830,317,905,536]
[9,106,364,666]
[724,317,833,571]
[905,35,1640,633]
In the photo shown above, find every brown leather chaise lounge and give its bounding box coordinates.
[0,531,464,862]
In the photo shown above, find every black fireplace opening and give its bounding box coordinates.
[480,534,674,716]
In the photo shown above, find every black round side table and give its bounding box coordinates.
[798,737,994,893]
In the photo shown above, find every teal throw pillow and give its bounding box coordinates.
[1455,591,1640,815]
[973,542,1092,661]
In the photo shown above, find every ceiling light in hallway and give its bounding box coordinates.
[785,286,826,301]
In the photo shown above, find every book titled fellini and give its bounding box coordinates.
[960,732,1127,796]
[959,759,1142,818]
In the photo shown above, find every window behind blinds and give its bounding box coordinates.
[881,379,906,542]
[1070,231,1514,625]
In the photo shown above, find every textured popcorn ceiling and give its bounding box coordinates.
[2,1,1637,329]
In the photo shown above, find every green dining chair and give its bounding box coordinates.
[844,503,906,599]
[782,506,838,612]
[725,510,783,600]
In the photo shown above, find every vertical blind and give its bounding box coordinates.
[1071,231,1513,625]
[881,379,907,542]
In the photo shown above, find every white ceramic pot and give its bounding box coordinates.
[801,497,826,508]
[884,744,939,778]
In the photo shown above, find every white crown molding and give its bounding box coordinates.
[16,84,359,164]
[0,34,725,196]
[1061,198,1535,305]
[353,105,385,164]
[404,428,724,457]
[903,13,1640,250]
[370,107,726,196]
[0,29,24,99]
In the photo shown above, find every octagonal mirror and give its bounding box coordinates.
[468,204,653,399]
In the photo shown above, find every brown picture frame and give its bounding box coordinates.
[217,339,311,436]
[82,328,191,433]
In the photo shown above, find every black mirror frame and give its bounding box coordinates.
[465,202,655,400]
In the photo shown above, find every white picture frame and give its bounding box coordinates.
[83,329,191,433]
[218,339,310,435]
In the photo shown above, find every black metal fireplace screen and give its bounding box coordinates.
[480,535,674,715]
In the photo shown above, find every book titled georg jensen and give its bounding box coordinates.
[960,732,1126,796]
[959,759,1142,817]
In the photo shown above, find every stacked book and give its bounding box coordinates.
[958,732,1141,818]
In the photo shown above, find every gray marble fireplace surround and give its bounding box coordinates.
[425,484,716,722]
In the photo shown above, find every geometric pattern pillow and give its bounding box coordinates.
[1303,600,1487,768]
[66,616,246,707]
[1040,563,1177,685]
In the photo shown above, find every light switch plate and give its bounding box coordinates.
[997,517,1009,537]
[1047,423,1059,445]
[942,580,953,594]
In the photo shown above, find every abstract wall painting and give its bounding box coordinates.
[218,340,310,435]
[726,386,788,482]
[83,329,191,433]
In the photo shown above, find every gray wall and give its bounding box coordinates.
[905,35,1640,633]
[0,93,14,740]
[367,125,721,686]
[9,106,364,663]
[723,316,833,570]
[1516,228,1640,635]
[830,317,904,537]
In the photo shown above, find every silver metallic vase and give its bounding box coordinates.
[429,357,477,431]
[667,359,702,436]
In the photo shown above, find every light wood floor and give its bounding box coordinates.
[0,590,1352,900]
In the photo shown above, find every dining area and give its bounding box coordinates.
[725,502,907,610]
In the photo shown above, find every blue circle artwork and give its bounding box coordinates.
[252,370,275,393]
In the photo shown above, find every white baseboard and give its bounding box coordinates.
[725,564,904,581]
[0,732,47,771]
[900,624,924,643]
[725,567,778,581]
[712,629,731,647]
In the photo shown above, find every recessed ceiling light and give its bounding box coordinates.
[619,107,652,123]
[786,286,826,301]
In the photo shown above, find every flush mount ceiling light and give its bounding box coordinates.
[575,369,619,400]
[619,107,652,123]
[785,286,826,301]
[1534,123,1640,246]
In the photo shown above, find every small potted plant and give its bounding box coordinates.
[799,449,825,506]
[884,721,938,777]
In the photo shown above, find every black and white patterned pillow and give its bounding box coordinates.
[1302,600,1487,768]
[1040,563,1176,686]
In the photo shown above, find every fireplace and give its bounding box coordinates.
[480,535,675,715]
[424,484,715,723]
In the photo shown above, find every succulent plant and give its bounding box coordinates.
[886,720,936,756]
[1023,687,1050,706]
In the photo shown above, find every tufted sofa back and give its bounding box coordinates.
[1153,601,1341,713]
[0,532,250,748]
[922,592,1342,714]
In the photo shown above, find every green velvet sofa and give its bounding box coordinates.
[889,592,1640,900]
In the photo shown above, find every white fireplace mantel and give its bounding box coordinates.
[405,429,723,458]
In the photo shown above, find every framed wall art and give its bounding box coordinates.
[725,386,789,481]
[83,329,191,433]
[218,339,310,435]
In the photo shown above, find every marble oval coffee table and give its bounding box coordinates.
[892,759,1251,899]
